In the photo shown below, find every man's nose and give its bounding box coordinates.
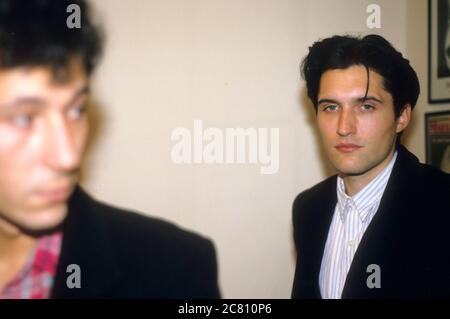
[42,116,81,172]
[336,108,356,137]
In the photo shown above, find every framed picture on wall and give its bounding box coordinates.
[428,0,450,103]
[425,111,450,173]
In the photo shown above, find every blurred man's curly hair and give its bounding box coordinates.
[0,0,103,76]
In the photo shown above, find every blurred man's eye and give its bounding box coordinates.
[10,113,33,128]
[67,104,87,120]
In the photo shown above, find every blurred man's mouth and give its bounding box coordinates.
[35,184,74,204]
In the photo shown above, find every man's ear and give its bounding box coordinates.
[395,104,412,133]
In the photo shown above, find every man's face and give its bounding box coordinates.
[0,58,89,233]
[316,65,410,181]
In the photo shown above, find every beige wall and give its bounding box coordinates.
[82,0,448,298]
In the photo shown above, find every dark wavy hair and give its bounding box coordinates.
[301,34,420,117]
[0,0,103,76]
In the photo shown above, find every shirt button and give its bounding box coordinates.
[348,240,354,246]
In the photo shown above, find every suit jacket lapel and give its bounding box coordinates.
[51,187,121,298]
[307,177,338,298]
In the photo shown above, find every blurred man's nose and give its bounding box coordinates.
[42,115,82,172]
[336,108,356,137]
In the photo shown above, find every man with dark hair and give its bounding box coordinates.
[292,34,450,299]
[0,0,220,298]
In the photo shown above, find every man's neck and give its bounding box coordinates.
[342,148,396,197]
[0,220,36,255]
[0,218,37,292]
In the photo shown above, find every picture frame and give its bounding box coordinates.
[425,110,450,173]
[428,0,450,103]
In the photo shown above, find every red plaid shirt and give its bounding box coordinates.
[0,231,62,299]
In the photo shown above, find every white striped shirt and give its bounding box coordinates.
[319,151,398,299]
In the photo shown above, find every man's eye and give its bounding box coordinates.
[361,104,375,111]
[11,114,33,128]
[323,104,338,112]
[67,105,87,120]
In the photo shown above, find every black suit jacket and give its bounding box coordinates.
[49,187,221,298]
[291,145,450,298]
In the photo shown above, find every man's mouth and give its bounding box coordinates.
[335,143,362,153]
[35,184,74,204]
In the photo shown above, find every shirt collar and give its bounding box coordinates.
[336,151,398,222]
[5,230,62,287]
[33,230,63,274]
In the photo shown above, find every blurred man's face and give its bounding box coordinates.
[316,65,410,184]
[0,58,89,233]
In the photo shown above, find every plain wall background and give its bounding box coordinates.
[81,0,450,298]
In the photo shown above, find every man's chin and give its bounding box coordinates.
[15,204,68,236]
[332,162,372,177]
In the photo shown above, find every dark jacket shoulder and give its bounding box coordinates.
[52,187,221,299]
[84,190,216,255]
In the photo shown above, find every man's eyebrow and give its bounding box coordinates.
[356,96,383,104]
[76,85,90,97]
[317,96,383,105]
[65,85,90,108]
[1,96,46,109]
[317,98,339,105]
[0,85,90,111]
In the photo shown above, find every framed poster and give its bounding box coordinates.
[428,0,450,103]
[425,110,450,173]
